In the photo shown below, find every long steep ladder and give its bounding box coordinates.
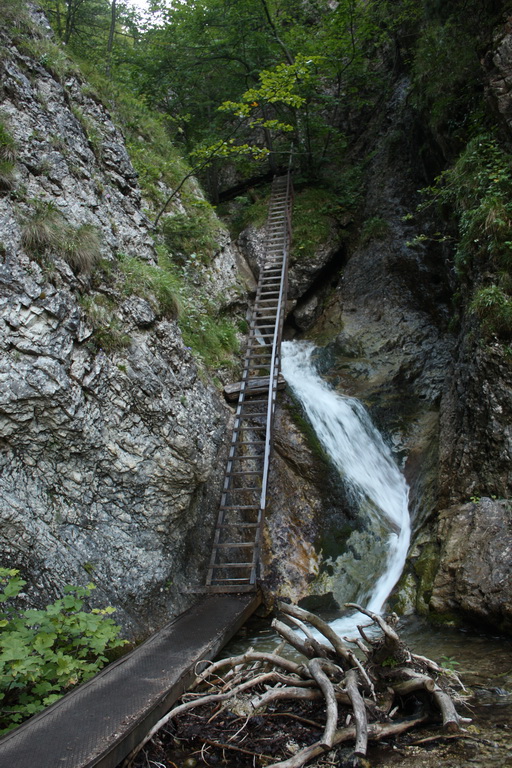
[205,173,293,592]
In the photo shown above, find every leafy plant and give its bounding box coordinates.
[470,285,512,340]
[0,568,126,734]
[118,252,182,318]
[360,217,390,244]
[0,120,17,190]
[80,294,131,351]
[22,201,102,273]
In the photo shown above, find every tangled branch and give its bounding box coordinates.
[124,603,469,768]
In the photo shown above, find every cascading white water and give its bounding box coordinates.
[281,340,411,637]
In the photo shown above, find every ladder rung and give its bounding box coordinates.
[219,522,260,528]
[219,506,259,511]
[236,440,266,445]
[210,563,254,569]
[215,542,255,548]
[202,585,257,593]
[210,578,253,584]
[230,455,263,461]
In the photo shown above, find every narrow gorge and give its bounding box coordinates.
[1,0,512,762]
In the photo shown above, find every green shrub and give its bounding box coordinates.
[360,216,390,244]
[80,294,131,351]
[118,253,182,318]
[21,201,102,273]
[0,568,126,734]
[470,285,512,340]
[161,199,222,262]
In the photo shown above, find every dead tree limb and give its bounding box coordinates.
[345,669,368,757]
[265,716,429,768]
[307,658,338,748]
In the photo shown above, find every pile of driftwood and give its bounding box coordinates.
[125,602,468,768]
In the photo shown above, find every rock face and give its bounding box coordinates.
[422,25,512,631]
[430,499,512,632]
[486,19,512,130]
[0,10,251,635]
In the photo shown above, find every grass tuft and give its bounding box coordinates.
[22,200,102,273]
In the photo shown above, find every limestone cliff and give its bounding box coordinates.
[0,6,249,635]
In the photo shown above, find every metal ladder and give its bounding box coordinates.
[205,172,293,592]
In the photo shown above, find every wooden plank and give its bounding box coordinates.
[224,374,286,401]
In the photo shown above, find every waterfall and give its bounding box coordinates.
[281,341,411,637]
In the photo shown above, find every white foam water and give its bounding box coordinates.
[281,340,411,639]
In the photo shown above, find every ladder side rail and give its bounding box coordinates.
[259,176,293,515]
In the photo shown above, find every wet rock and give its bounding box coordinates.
[438,337,512,505]
[430,498,512,632]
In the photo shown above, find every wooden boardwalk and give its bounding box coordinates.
[0,593,260,768]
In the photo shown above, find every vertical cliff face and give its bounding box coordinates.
[265,39,512,632]
[0,7,250,635]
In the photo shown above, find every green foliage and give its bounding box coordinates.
[0,568,126,734]
[17,37,80,83]
[291,188,337,262]
[118,252,182,318]
[420,136,512,275]
[470,284,512,341]
[180,311,240,369]
[22,201,102,273]
[0,120,17,190]
[220,192,269,238]
[71,107,103,161]
[80,294,131,352]
[360,217,390,244]
[161,200,222,262]
[0,121,17,165]
[0,160,15,191]
[411,19,482,138]
[410,123,512,344]
[0,0,36,31]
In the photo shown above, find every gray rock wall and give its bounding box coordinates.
[0,9,249,636]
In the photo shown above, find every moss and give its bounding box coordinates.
[413,541,441,615]
[284,397,330,468]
